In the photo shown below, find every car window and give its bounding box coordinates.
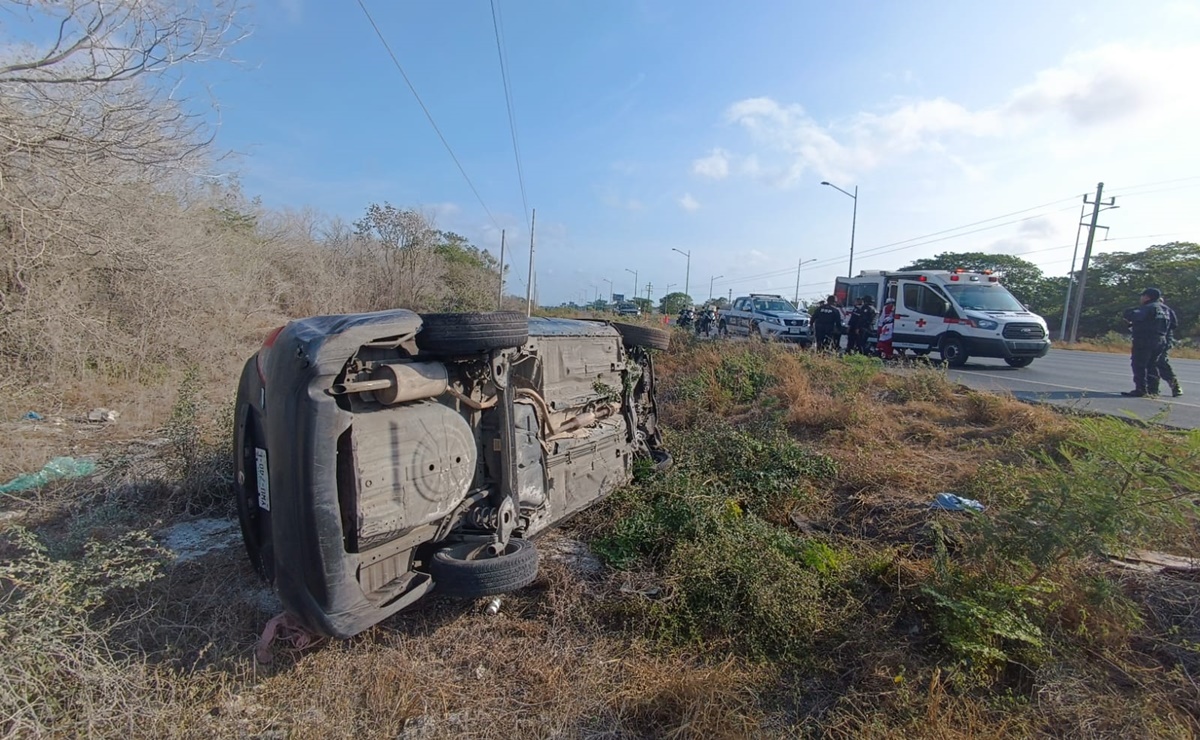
[903,284,951,317]
[753,298,795,312]
[945,284,1025,312]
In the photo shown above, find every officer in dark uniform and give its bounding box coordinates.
[1121,287,1172,397]
[856,296,878,355]
[1147,295,1183,397]
[846,297,865,354]
[812,295,844,351]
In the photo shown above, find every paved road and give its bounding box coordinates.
[945,349,1200,429]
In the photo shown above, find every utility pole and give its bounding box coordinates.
[1058,201,1087,341]
[525,209,537,317]
[728,288,732,304]
[496,229,506,310]
[672,248,691,299]
[1068,183,1116,343]
[602,277,613,302]
[645,283,653,303]
[709,275,723,301]
[625,268,638,301]
[794,257,816,306]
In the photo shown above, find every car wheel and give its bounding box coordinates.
[940,336,969,368]
[233,355,273,583]
[613,322,671,351]
[1004,357,1034,368]
[417,312,529,355]
[430,538,539,598]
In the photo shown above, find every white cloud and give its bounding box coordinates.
[701,43,1200,188]
[678,193,700,212]
[691,148,731,179]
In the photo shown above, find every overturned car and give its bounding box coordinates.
[234,310,670,638]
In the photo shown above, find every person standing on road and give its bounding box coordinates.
[1121,287,1172,398]
[1147,294,1183,397]
[812,295,844,351]
[856,296,878,355]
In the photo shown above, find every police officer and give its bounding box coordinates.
[1147,294,1183,397]
[846,297,865,354]
[812,295,844,351]
[1121,287,1172,397]
[856,296,878,355]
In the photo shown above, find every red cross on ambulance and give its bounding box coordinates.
[915,318,927,328]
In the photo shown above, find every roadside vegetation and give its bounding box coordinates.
[2,2,1199,737]
[3,333,1198,737]
[1059,334,1200,361]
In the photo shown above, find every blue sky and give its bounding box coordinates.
[79,1,1200,304]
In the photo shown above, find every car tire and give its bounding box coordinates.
[1004,357,1034,368]
[940,335,969,368]
[613,322,671,351]
[430,538,539,598]
[417,312,529,355]
[233,356,273,582]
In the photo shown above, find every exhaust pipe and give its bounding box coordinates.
[330,362,449,405]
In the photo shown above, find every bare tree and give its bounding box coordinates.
[353,202,445,310]
[0,0,247,374]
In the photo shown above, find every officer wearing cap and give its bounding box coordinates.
[812,295,844,351]
[1121,287,1172,397]
[1147,292,1183,397]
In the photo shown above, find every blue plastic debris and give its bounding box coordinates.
[930,492,985,513]
[22,411,43,421]
[0,457,97,494]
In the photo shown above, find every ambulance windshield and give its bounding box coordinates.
[945,284,1025,312]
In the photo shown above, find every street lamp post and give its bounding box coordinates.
[602,277,613,302]
[709,275,723,301]
[794,258,817,306]
[671,248,691,300]
[821,181,858,277]
[625,268,638,300]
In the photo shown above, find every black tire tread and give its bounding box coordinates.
[430,538,539,598]
[417,312,529,354]
[612,322,671,351]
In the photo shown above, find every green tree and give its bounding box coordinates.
[1072,242,1200,339]
[900,252,1063,322]
[659,292,694,315]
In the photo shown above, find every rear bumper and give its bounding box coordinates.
[256,310,432,638]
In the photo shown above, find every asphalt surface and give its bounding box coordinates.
[945,349,1200,429]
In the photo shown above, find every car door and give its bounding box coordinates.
[895,281,951,350]
[730,298,748,335]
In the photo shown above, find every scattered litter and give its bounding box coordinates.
[0,456,98,494]
[86,407,120,423]
[1107,548,1199,575]
[255,611,323,664]
[929,493,985,513]
[22,411,43,421]
[158,517,240,563]
[484,597,502,616]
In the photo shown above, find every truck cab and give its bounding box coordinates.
[835,269,1050,367]
[719,293,811,345]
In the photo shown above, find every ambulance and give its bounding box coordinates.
[833,269,1051,367]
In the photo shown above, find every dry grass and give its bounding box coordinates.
[2,333,1198,739]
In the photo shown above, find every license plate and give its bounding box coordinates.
[789,327,800,333]
[255,447,271,511]
[1012,342,1042,351]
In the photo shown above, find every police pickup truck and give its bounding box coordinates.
[719,293,811,346]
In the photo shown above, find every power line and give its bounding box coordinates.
[712,200,1082,289]
[489,0,531,231]
[354,0,502,230]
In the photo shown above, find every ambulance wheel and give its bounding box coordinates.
[1004,357,1034,368]
[940,336,969,367]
